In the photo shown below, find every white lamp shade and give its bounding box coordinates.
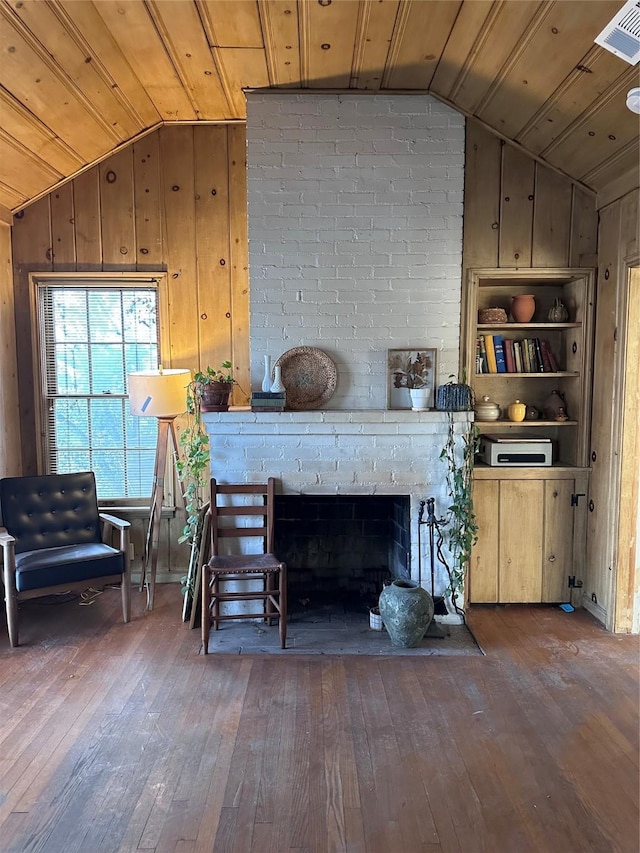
[128,369,191,417]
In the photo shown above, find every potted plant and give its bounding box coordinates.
[438,373,478,615]
[175,366,232,618]
[391,351,433,410]
[193,361,235,412]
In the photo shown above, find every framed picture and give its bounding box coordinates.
[387,348,437,410]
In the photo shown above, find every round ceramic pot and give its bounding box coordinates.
[507,400,526,422]
[474,395,501,421]
[525,405,540,420]
[369,607,383,631]
[511,294,536,323]
[378,579,434,648]
[409,388,430,411]
[199,381,232,412]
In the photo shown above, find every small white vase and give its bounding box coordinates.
[262,355,271,392]
[270,365,285,393]
[409,387,430,411]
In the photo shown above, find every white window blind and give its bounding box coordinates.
[36,281,160,500]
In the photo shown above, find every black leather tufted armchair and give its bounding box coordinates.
[0,471,131,647]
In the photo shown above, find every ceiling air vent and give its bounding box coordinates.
[594,0,640,64]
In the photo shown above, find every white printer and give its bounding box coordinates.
[478,434,553,467]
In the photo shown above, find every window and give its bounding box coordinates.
[35,276,164,500]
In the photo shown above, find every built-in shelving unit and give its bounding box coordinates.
[464,268,596,468]
[463,268,596,605]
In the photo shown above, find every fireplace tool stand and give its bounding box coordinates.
[417,497,450,638]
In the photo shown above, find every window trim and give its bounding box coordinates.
[29,271,171,497]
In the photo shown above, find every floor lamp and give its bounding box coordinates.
[129,368,191,610]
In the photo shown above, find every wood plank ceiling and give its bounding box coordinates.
[1,0,638,214]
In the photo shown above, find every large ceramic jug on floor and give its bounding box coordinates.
[378,579,434,647]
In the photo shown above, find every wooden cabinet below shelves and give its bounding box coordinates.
[469,468,589,605]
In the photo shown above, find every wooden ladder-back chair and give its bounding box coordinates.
[202,478,287,652]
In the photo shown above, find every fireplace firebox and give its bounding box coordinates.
[274,495,410,613]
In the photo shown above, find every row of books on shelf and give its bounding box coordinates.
[476,335,560,374]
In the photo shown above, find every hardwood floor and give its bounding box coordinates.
[0,585,638,853]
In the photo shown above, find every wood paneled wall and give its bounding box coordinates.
[10,124,248,579]
[462,120,598,272]
[461,120,598,381]
[0,221,21,477]
[11,124,249,477]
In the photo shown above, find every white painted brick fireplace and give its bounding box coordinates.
[205,93,471,613]
[203,409,472,607]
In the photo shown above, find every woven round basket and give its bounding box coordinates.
[478,307,508,324]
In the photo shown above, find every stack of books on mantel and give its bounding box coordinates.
[250,391,286,412]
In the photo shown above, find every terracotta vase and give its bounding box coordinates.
[511,294,536,323]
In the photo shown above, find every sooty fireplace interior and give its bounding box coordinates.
[274,495,410,614]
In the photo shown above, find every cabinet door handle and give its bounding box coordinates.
[548,555,556,562]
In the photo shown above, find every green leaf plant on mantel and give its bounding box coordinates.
[438,373,479,616]
[193,360,235,413]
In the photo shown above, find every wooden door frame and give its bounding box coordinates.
[611,260,640,632]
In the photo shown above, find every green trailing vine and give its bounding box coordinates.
[176,361,234,548]
[175,380,209,547]
[174,361,237,604]
[175,379,210,604]
[439,375,479,614]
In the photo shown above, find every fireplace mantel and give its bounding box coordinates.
[203,408,472,495]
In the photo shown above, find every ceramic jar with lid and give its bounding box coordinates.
[474,395,501,421]
[507,400,526,422]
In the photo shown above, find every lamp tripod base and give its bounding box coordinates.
[140,417,182,610]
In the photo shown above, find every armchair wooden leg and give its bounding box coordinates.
[3,568,19,648]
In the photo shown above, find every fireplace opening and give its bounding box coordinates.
[274,495,410,615]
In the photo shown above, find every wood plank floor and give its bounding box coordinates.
[0,585,638,853]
